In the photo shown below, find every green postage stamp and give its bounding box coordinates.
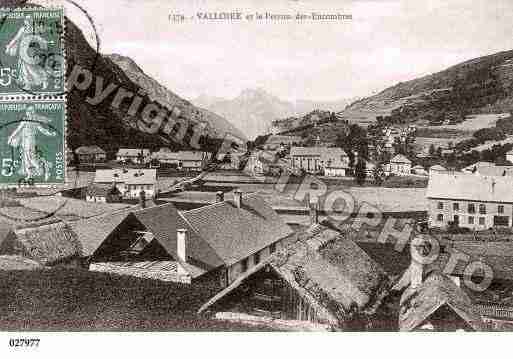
[0,100,65,185]
[0,7,65,96]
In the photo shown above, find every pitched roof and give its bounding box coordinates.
[94,169,157,185]
[199,225,390,322]
[427,171,513,203]
[399,273,485,331]
[69,207,136,256]
[391,154,412,164]
[0,222,81,265]
[465,164,513,177]
[75,145,106,155]
[116,148,150,157]
[134,204,224,270]
[181,193,293,266]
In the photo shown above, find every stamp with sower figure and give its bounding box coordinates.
[0,100,65,185]
[0,7,65,96]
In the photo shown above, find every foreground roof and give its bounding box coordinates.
[427,171,513,203]
[134,204,224,270]
[199,225,390,323]
[181,193,293,266]
[399,273,485,332]
[0,222,80,265]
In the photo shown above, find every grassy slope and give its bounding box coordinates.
[0,269,270,331]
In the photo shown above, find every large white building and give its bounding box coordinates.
[290,147,350,176]
[427,171,513,230]
[94,169,157,199]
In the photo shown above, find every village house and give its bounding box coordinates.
[429,164,447,174]
[412,165,428,176]
[80,192,293,286]
[74,145,107,163]
[426,171,513,229]
[94,169,157,200]
[85,183,122,203]
[385,154,412,176]
[263,135,303,151]
[198,224,391,330]
[290,147,349,176]
[116,148,151,164]
[151,150,210,171]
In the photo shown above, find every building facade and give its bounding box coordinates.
[290,147,349,176]
[427,172,513,230]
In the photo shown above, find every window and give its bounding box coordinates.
[241,258,249,273]
[479,217,485,225]
[498,205,505,214]
[468,216,474,224]
[453,203,459,211]
[436,214,443,222]
[254,251,261,265]
[468,204,476,214]
[437,202,444,210]
[453,215,459,224]
[270,242,277,254]
[479,204,486,215]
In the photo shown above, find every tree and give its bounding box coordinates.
[355,158,367,186]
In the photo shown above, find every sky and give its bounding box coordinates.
[41,0,513,102]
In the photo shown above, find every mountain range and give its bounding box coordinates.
[193,89,353,139]
[340,50,513,127]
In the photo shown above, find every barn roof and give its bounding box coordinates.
[116,148,150,157]
[398,273,486,332]
[0,222,81,265]
[199,224,390,323]
[181,193,294,266]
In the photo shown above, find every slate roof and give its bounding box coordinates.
[390,154,412,164]
[69,207,136,256]
[398,272,485,331]
[134,204,224,270]
[75,145,106,155]
[429,164,447,172]
[94,169,157,185]
[181,193,294,266]
[427,171,513,203]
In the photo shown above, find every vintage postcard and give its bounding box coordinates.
[1,0,513,356]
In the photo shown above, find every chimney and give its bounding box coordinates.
[410,237,429,289]
[309,197,319,225]
[177,229,187,263]
[216,191,224,203]
[234,189,242,208]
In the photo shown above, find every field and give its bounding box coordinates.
[0,269,272,331]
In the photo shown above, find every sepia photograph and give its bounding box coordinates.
[0,0,512,356]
